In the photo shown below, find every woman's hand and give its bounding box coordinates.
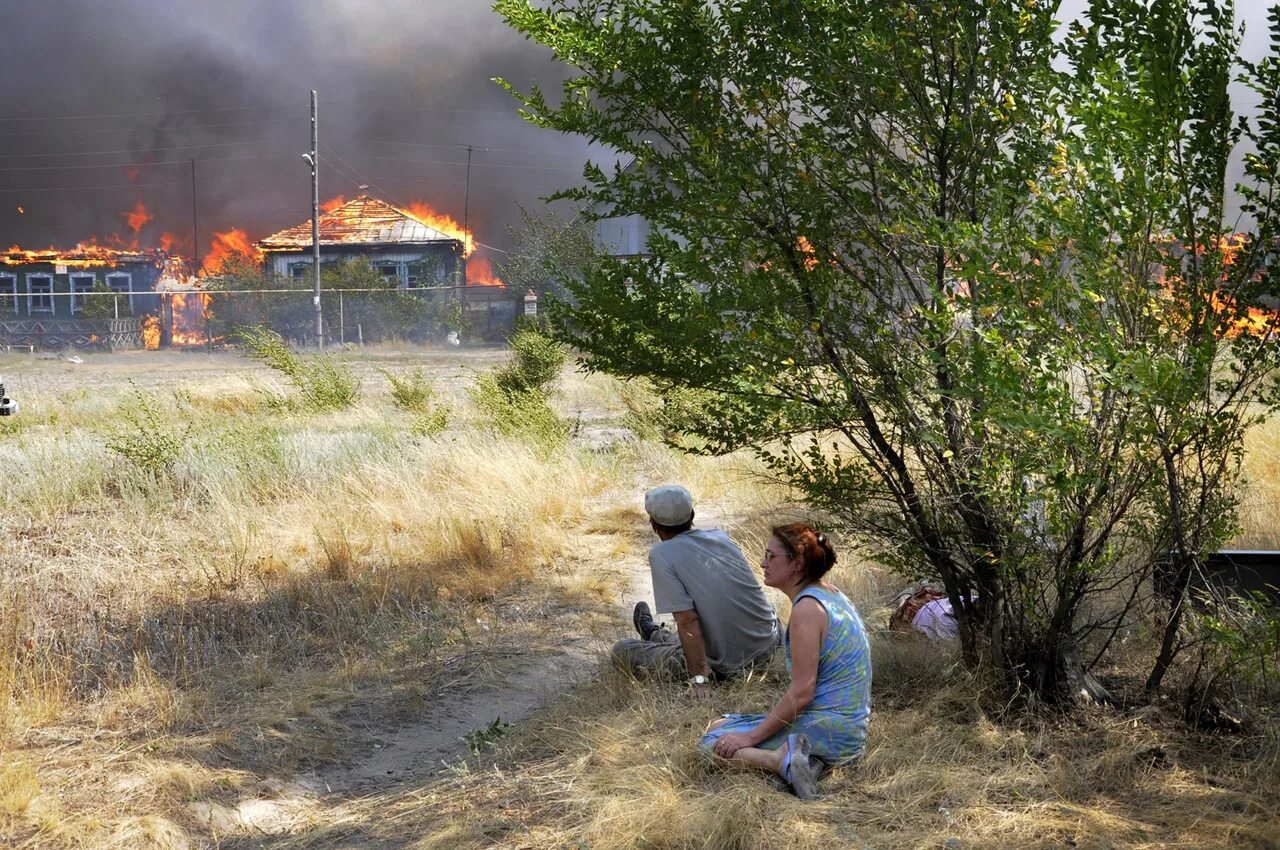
[712,731,757,759]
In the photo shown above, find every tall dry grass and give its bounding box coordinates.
[2,350,1278,849]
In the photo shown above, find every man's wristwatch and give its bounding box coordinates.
[689,674,710,686]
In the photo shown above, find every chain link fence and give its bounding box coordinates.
[0,285,525,352]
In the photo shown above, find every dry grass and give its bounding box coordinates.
[0,348,1277,849]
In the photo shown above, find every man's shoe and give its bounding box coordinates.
[633,601,659,641]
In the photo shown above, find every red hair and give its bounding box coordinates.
[771,522,837,582]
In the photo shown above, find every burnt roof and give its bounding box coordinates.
[257,195,463,251]
[1,244,166,268]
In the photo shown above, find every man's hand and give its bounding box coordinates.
[712,730,756,759]
[691,681,713,701]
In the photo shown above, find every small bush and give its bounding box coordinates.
[492,327,567,395]
[381,367,435,413]
[471,374,567,447]
[235,326,360,412]
[104,387,191,476]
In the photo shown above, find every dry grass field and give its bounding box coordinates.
[0,345,1277,849]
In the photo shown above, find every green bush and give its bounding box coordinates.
[105,387,190,476]
[381,367,435,413]
[470,374,566,447]
[235,326,360,412]
[380,367,452,436]
[492,327,567,395]
[469,326,567,447]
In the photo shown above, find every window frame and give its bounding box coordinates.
[0,273,17,316]
[69,272,96,315]
[105,272,133,311]
[26,274,53,315]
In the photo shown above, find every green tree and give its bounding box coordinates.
[496,206,600,299]
[80,281,131,320]
[498,0,1280,703]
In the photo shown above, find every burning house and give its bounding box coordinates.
[257,195,464,287]
[0,244,172,350]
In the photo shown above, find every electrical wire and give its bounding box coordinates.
[0,139,288,160]
[0,153,297,173]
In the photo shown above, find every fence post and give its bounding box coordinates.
[358,323,364,347]
[339,292,345,347]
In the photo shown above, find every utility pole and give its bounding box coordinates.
[455,143,487,286]
[190,159,199,272]
[302,91,323,346]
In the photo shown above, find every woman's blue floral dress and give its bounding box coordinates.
[701,584,871,763]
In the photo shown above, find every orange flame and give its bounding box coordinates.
[159,232,179,253]
[142,314,160,350]
[465,253,505,287]
[123,200,153,235]
[201,228,262,275]
[401,201,475,257]
[321,195,346,213]
[168,290,212,347]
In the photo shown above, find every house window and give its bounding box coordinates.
[0,274,16,315]
[106,272,133,310]
[27,274,53,314]
[377,263,401,286]
[290,264,308,279]
[70,273,95,314]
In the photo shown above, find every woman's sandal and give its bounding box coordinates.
[781,733,821,801]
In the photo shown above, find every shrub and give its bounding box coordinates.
[471,374,566,448]
[104,386,191,476]
[492,326,567,395]
[235,326,360,412]
[381,367,436,413]
[470,327,568,447]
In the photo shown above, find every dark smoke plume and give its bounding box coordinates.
[0,0,589,263]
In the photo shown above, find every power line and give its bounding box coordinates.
[329,152,580,172]
[0,120,288,139]
[0,139,288,160]
[0,175,286,193]
[0,153,297,173]
[0,106,257,123]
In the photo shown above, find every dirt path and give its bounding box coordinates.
[201,538,658,845]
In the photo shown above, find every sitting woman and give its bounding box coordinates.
[700,522,871,800]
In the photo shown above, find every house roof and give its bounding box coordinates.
[257,195,464,251]
[2,244,166,269]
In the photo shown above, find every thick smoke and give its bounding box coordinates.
[0,1,1271,262]
[0,0,589,262]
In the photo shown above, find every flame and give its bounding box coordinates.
[124,166,141,184]
[321,195,346,213]
[168,290,213,347]
[159,232,179,253]
[142,314,160,350]
[401,201,475,257]
[465,253,505,287]
[2,242,163,268]
[201,228,262,275]
[124,200,153,235]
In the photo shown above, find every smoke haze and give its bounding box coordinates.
[1,1,1272,264]
[0,0,588,262]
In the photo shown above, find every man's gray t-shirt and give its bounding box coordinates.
[649,528,778,675]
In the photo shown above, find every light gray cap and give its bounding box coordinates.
[645,484,694,526]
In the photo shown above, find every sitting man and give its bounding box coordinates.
[612,484,779,696]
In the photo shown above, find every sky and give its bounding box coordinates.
[0,1,1275,267]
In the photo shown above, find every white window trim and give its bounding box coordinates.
[0,273,16,316]
[106,272,134,311]
[69,273,96,315]
[26,274,53,315]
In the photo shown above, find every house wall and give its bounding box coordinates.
[0,262,163,320]
[594,214,653,258]
[266,244,461,287]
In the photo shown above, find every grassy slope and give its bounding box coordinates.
[0,348,1277,849]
